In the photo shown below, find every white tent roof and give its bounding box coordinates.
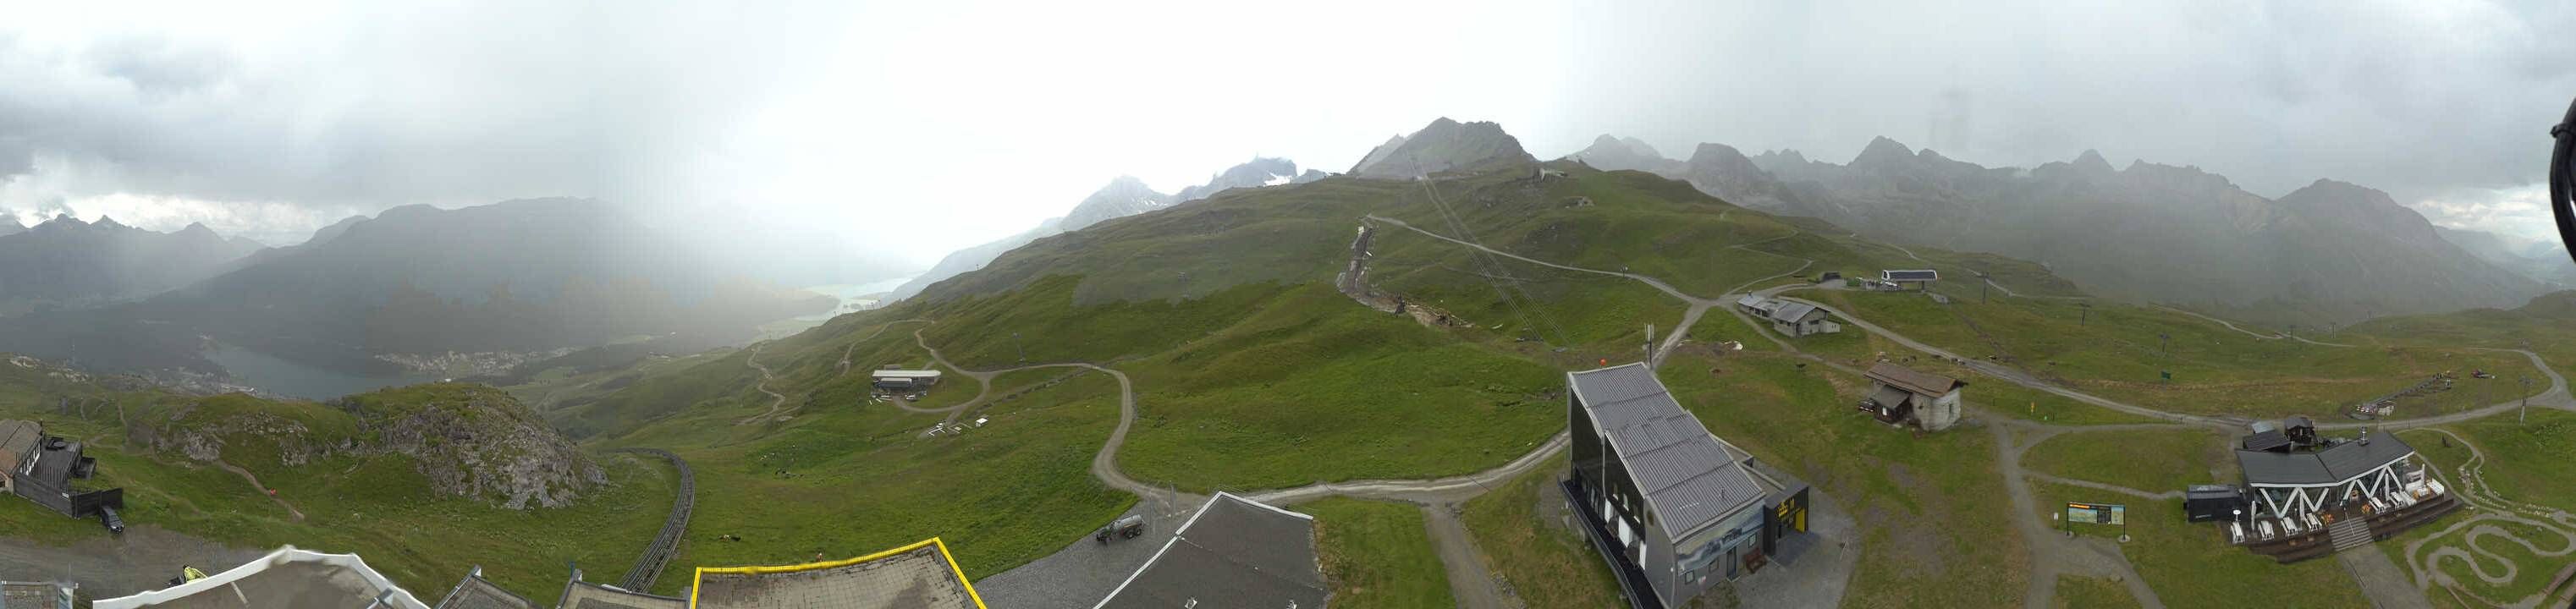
[94,546,429,609]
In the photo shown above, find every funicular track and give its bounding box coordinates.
[614,447,696,591]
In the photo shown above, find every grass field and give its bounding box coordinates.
[611,370,1135,593]
[1802,287,2549,420]
[2028,481,2368,608]
[2025,427,2232,494]
[1660,352,2027,608]
[2054,574,2139,608]
[0,373,674,606]
[1302,497,1456,608]
[1459,453,1627,608]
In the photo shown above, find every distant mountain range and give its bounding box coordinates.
[1565,133,2546,325]
[888,157,1326,302]
[0,198,831,376]
[0,215,267,312]
[2436,226,2576,288]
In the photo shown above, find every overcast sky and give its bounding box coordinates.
[4,0,2572,268]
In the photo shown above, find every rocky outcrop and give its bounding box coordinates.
[348,386,605,509]
[140,385,604,510]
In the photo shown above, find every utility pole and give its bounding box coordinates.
[1976,272,1989,304]
[2079,302,2091,326]
[1013,332,1027,363]
[2523,375,2533,424]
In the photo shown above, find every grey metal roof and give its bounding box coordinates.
[1865,363,1964,397]
[555,580,685,609]
[0,420,40,475]
[92,547,432,609]
[433,572,531,609]
[1734,295,1770,310]
[1568,363,1769,541]
[1093,492,1325,609]
[2239,431,2291,453]
[1769,302,1824,323]
[1866,385,1910,409]
[1882,269,1939,281]
[2237,431,2416,486]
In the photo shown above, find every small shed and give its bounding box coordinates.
[2184,485,2246,523]
[1859,363,1966,431]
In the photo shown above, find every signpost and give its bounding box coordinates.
[2066,501,2129,542]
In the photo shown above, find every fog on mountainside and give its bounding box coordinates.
[1566,133,2551,326]
[0,215,267,314]
[0,198,835,378]
[888,156,1327,302]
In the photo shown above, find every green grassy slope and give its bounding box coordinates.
[1803,285,2548,420]
[0,362,669,606]
[1302,497,1456,608]
[1661,352,2028,608]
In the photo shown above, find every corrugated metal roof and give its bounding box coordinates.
[0,420,41,475]
[1569,364,1767,541]
[1867,385,1909,408]
[1769,302,1823,323]
[1734,295,1770,309]
[870,370,942,379]
[432,572,531,609]
[2237,431,2415,486]
[1864,363,1963,397]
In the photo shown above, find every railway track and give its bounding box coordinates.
[614,447,695,591]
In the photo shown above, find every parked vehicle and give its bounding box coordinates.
[1093,514,1148,544]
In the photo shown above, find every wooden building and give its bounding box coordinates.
[0,420,121,523]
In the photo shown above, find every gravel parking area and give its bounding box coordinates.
[974,491,1203,609]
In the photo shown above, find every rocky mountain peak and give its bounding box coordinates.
[1061,175,1174,232]
[2072,149,2114,173]
[1848,136,1918,170]
[1349,118,1536,178]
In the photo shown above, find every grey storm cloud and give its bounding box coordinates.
[3,0,2573,253]
[0,3,853,217]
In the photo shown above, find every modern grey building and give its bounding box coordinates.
[2236,431,2427,520]
[1566,364,1810,608]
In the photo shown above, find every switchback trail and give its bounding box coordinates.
[731,344,790,425]
[214,460,304,521]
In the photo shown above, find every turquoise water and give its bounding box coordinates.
[202,344,442,400]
